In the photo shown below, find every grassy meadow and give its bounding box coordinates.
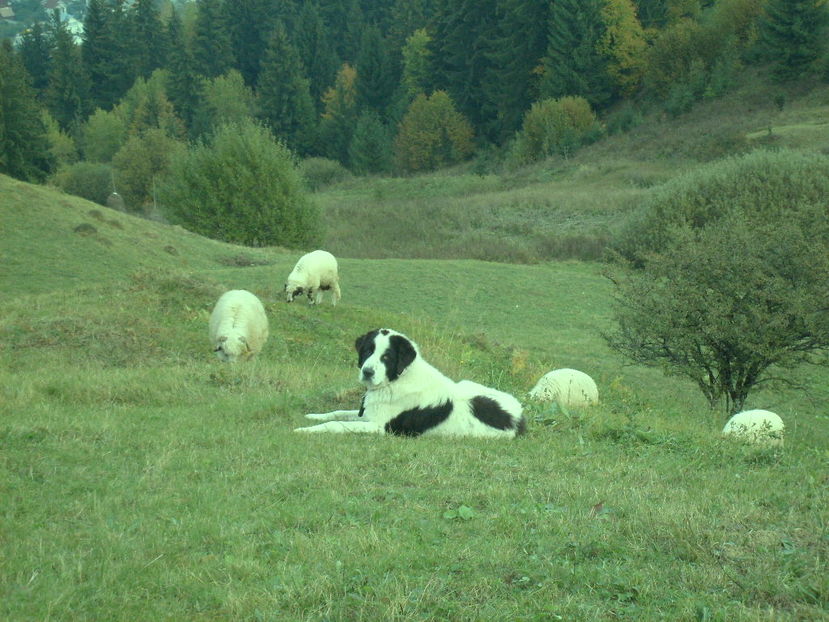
[3,81,829,620]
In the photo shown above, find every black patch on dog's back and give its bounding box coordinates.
[385,400,453,437]
[471,395,516,431]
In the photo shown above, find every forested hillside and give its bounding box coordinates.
[1,0,828,243]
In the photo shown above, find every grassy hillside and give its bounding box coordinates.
[315,78,829,264]
[2,168,828,620]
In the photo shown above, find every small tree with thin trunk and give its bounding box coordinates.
[606,213,829,414]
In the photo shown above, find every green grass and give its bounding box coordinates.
[2,77,829,620]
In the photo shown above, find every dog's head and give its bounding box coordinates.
[354,328,418,389]
[284,280,304,303]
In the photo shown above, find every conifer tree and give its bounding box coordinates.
[47,12,91,131]
[129,0,167,80]
[355,25,394,115]
[225,0,278,87]
[192,0,234,78]
[348,110,392,174]
[429,0,500,139]
[257,23,317,155]
[165,7,201,135]
[293,1,340,113]
[486,0,550,140]
[0,40,53,181]
[758,0,828,79]
[319,63,358,164]
[540,0,613,109]
[401,28,433,99]
[18,22,52,97]
[82,0,134,110]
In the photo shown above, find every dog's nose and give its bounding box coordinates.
[362,367,374,380]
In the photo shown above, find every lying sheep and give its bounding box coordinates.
[529,368,599,407]
[284,249,341,305]
[722,409,784,446]
[209,289,269,362]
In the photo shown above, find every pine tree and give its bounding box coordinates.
[293,1,340,113]
[225,0,278,87]
[82,0,134,110]
[486,0,550,141]
[429,0,500,139]
[47,11,91,131]
[758,0,828,79]
[192,0,234,79]
[540,0,613,109]
[320,0,364,62]
[348,110,392,174]
[257,23,317,155]
[0,40,53,181]
[355,25,394,115]
[18,22,52,98]
[319,63,358,164]
[129,0,167,80]
[165,7,201,135]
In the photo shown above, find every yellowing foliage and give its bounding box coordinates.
[321,63,357,121]
[600,0,647,96]
[394,91,474,173]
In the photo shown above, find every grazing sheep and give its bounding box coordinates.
[722,409,784,446]
[529,368,599,407]
[209,289,269,362]
[284,249,341,305]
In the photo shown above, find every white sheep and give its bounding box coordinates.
[284,249,341,305]
[722,409,784,446]
[209,289,269,362]
[529,368,599,407]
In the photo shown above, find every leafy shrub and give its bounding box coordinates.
[612,149,829,265]
[299,157,353,191]
[394,91,474,173]
[159,120,321,248]
[607,213,829,413]
[81,108,127,163]
[510,96,603,164]
[50,161,115,206]
[112,129,184,213]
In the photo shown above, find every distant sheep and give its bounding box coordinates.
[209,289,269,362]
[284,250,341,306]
[529,368,599,407]
[722,409,784,446]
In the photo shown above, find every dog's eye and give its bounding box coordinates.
[381,353,390,362]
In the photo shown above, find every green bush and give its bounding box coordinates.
[394,91,475,174]
[159,120,321,248]
[509,96,603,165]
[299,157,353,191]
[613,149,829,265]
[112,129,184,213]
[50,161,115,206]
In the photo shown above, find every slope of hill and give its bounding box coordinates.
[2,80,828,619]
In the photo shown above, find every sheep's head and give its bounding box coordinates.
[284,281,304,303]
[213,334,250,362]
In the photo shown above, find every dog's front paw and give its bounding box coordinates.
[294,425,321,433]
[305,413,330,421]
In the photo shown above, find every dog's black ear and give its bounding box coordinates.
[390,335,416,376]
[355,329,379,367]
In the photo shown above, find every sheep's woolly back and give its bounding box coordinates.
[722,409,784,446]
[529,368,599,407]
[209,290,269,361]
[285,249,341,304]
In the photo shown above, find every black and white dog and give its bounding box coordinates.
[295,328,526,438]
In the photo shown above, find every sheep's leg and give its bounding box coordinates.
[306,288,316,304]
[294,421,383,434]
[305,410,361,422]
[331,282,341,306]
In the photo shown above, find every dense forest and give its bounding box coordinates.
[1,0,828,214]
